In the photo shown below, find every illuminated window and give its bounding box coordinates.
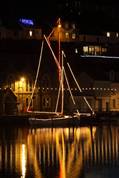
[102,48,107,53]
[29,30,32,37]
[95,46,100,55]
[83,46,88,54]
[116,33,119,37]
[75,48,78,53]
[72,33,76,39]
[89,46,92,54]
[83,45,107,55]
[65,32,69,39]
[107,32,110,37]
[89,46,95,55]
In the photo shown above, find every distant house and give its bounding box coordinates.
[0,88,18,115]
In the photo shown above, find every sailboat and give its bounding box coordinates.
[27,19,95,127]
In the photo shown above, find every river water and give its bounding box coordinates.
[0,124,119,178]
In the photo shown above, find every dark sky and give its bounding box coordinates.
[0,0,60,29]
[0,0,118,18]
[1,0,119,31]
[0,1,58,18]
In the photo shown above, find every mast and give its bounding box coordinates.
[58,18,61,81]
[57,18,64,115]
[61,51,64,114]
[58,18,61,64]
[58,19,64,115]
[44,18,64,115]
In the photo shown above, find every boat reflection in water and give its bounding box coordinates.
[0,125,119,177]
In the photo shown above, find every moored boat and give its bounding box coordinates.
[27,19,95,127]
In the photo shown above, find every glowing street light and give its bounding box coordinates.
[58,23,62,29]
[20,77,25,83]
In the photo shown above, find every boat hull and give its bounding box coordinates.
[28,116,80,128]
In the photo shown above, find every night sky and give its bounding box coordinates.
[0,0,61,31]
[0,0,119,83]
[0,0,119,28]
[0,0,119,32]
[0,1,58,19]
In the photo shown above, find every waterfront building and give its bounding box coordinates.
[0,88,17,115]
[1,19,119,114]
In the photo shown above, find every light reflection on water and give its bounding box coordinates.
[0,125,119,178]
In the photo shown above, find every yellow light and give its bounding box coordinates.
[116,32,119,37]
[107,32,110,37]
[21,144,26,178]
[58,24,62,28]
[29,30,32,37]
[20,77,25,82]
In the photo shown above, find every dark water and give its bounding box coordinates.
[0,124,119,178]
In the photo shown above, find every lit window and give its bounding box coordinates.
[107,32,110,37]
[102,48,107,53]
[72,33,76,39]
[83,45,107,55]
[116,33,119,38]
[29,30,32,37]
[83,46,88,54]
[65,32,69,39]
[75,48,78,53]
[95,46,100,55]
[89,46,95,55]
[89,47,92,53]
